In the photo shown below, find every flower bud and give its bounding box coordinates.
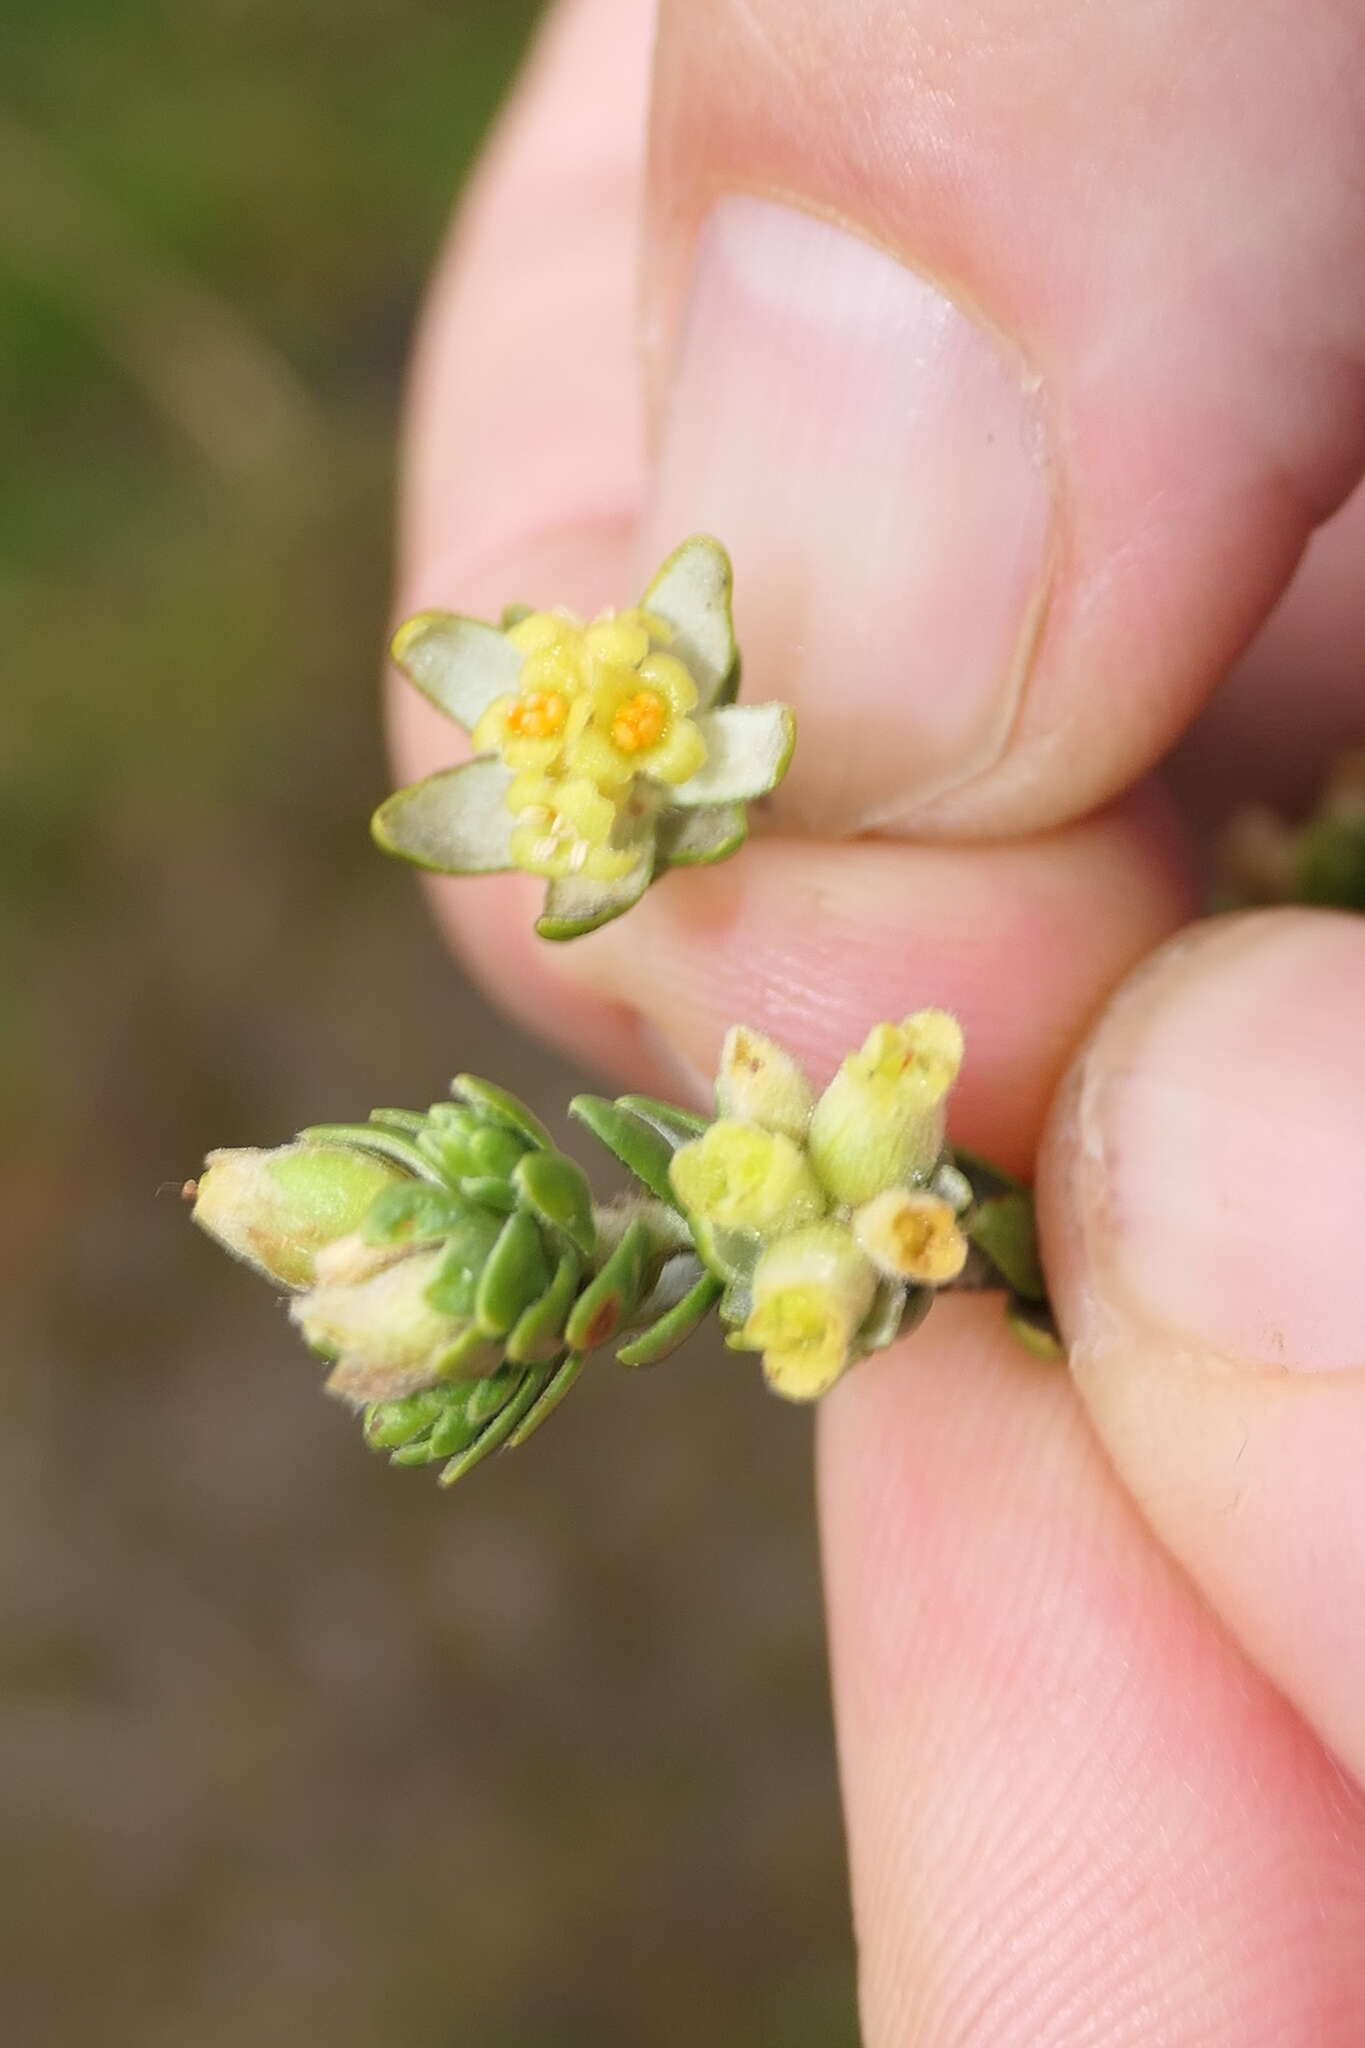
[715,1026,814,1139]
[807,1011,964,1207]
[669,1119,826,1239]
[191,1143,409,1290]
[291,1245,476,1404]
[852,1187,968,1286]
[739,1223,877,1402]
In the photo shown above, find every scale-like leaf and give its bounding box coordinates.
[372,759,518,875]
[390,611,523,730]
[669,704,796,807]
[565,1219,653,1351]
[451,1075,553,1151]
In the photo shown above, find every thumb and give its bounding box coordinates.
[1041,910,1365,1781]
[646,0,1365,838]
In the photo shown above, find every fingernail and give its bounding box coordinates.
[1075,912,1365,1372]
[647,195,1051,833]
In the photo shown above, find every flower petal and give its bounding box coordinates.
[640,536,737,708]
[390,612,524,731]
[667,704,796,807]
[371,759,517,873]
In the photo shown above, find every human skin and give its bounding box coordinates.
[389,2,1365,2038]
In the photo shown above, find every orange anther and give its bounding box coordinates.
[507,688,567,740]
[610,689,666,754]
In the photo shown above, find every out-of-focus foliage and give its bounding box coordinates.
[0,4,857,2043]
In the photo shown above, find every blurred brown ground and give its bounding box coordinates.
[0,3,855,2041]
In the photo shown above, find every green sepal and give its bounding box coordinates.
[372,759,518,874]
[669,704,796,808]
[657,802,747,867]
[362,1181,466,1248]
[507,1351,586,1447]
[1004,1295,1065,1360]
[856,1278,913,1356]
[616,1270,722,1367]
[641,535,737,709]
[438,1366,550,1486]
[423,1209,507,1317]
[505,1250,581,1365]
[569,1096,679,1206]
[389,610,523,731]
[969,1192,1045,1301]
[475,1209,551,1337]
[536,842,656,942]
[298,1121,441,1185]
[719,1274,753,1329]
[564,1218,654,1352]
[451,1074,553,1151]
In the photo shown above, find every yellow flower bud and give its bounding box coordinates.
[190,1143,408,1290]
[715,1026,814,1139]
[669,1119,827,1238]
[807,1010,964,1206]
[852,1187,969,1285]
[740,1223,877,1402]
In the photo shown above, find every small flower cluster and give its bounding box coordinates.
[375,537,795,939]
[668,1016,975,1400]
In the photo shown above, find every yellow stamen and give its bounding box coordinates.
[610,689,667,754]
[505,688,568,740]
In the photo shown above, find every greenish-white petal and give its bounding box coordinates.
[371,759,517,874]
[641,536,736,708]
[536,842,655,941]
[657,802,747,867]
[390,611,523,731]
[668,704,795,808]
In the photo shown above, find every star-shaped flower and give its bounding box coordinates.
[373,537,796,939]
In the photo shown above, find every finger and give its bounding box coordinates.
[551,794,1192,1163]
[821,1300,1365,2045]
[644,0,1365,838]
[1040,910,1365,1783]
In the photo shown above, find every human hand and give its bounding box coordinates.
[390,1,1365,2035]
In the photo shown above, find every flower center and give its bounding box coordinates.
[609,689,666,754]
[506,688,568,740]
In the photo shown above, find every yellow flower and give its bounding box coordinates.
[505,771,640,884]
[807,1010,965,1207]
[739,1223,877,1402]
[669,1119,827,1238]
[852,1187,969,1285]
[569,648,707,789]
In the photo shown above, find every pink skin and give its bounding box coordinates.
[393,0,1365,2035]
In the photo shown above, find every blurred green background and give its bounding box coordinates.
[0,3,855,2042]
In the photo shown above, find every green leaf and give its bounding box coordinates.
[390,611,523,730]
[969,1192,1046,1301]
[657,801,747,867]
[569,1096,678,1205]
[438,1367,550,1486]
[615,1094,710,1144]
[669,704,796,807]
[450,1074,553,1151]
[298,1122,441,1185]
[475,1209,551,1337]
[457,1176,518,1213]
[505,1250,581,1364]
[362,1181,465,1246]
[432,1324,504,1378]
[1003,1295,1064,1361]
[536,844,656,941]
[423,1209,507,1316]
[372,759,517,875]
[363,1389,446,1450]
[565,1219,654,1351]
[641,535,737,708]
[507,1351,587,1447]
[366,1108,427,1135]
[512,1149,596,1258]
[616,1270,721,1367]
